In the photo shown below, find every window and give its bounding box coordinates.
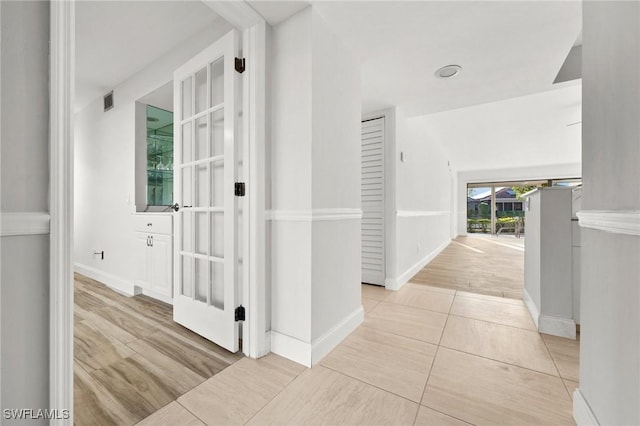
[514,202,523,211]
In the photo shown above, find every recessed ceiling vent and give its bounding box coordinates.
[104,91,114,112]
[435,65,462,79]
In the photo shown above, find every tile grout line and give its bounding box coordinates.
[539,334,576,399]
[438,345,563,380]
[447,311,539,332]
[319,363,426,407]
[413,291,456,425]
[175,399,210,426]
[241,363,309,425]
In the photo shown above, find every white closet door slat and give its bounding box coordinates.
[361,117,385,285]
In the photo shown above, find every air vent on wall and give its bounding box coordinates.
[103,91,114,112]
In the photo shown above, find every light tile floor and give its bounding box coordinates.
[139,283,579,425]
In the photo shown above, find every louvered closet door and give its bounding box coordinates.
[361,117,385,285]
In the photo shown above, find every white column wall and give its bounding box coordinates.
[576,2,640,424]
[268,7,362,366]
[0,0,51,416]
[310,11,361,343]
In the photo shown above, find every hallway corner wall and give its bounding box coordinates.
[576,2,640,424]
[268,6,362,367]
[388,110,453,290]
[0,0,51,416]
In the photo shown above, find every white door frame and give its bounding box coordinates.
[49,1,268,423]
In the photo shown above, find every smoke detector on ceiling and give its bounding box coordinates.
[435,65,462,79]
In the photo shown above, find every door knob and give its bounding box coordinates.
[170,203,180,212]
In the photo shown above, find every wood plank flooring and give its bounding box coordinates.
[73,274,242,426]
[410,235,524,299]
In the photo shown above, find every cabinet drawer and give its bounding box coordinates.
[135,214,172,235]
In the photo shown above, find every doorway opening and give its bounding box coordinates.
[66,2,264,423]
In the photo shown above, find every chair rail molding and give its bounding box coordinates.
[396,210,449,218]
[267,209,363,222]
[576,210,640,236]
[0,212,51,236]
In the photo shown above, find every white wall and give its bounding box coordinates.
[576,2,640,424]
[0,1,50,418]
[74,21,232,290]
[388,110,455,289]
[523,188,574,338]
[310,10,361,343]
[456,163,581,236]
[269,6,362,366]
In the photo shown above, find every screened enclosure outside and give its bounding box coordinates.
[466,178,581,235]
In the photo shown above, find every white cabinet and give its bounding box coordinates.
[134,214,173,302]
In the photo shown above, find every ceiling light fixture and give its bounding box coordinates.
[435,64,462,79]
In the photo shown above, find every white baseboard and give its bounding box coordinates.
[311,306,363,365]
[386,239,450,291]
[270,306,364,368]
[269,331,312,368]
[539,314,576,339]
[573,389,600,425]
[74,263,136,297]
[523,288,540,328]
[523,288,576,339]
[140,288,173,305]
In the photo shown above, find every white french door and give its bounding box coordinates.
[173,30,240,352]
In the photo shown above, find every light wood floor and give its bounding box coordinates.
[140,283,579,426]
[410,234,525,299]
[73,274,242,426]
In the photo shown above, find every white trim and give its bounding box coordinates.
[140,288,173,305]
[396,210,449,218]
[74,264,136,297]
[266,209,363,222]
[269,331,312,368]
[573,389,600,426]
[539,314,576,340]
[269,306,364,368]
[311,306,364,365]
[243,20,268,358]
[201,0,262,30]
[386,239,450,290]
[523,288,540,328]
[49,1,74,424]
[577,210,640,236]
[0,212,50,236]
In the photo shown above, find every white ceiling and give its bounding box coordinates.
[75,1,219,111]
[419,82,582,172]
[313,1,581,117]
[75,1,583,175]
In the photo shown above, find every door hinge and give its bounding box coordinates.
[235,306,245,322]
[235,57,246,74]
[235,182,246,197]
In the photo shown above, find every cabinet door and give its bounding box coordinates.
[134,232,150,288]
[150,234,172,297]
